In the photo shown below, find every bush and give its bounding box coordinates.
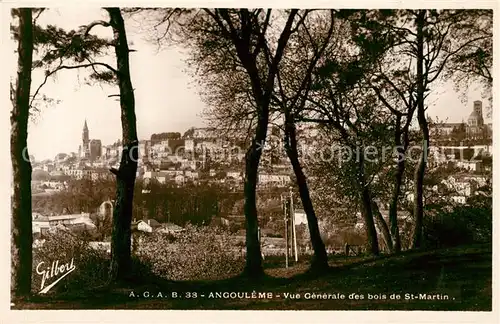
[424,205,492,248]
[137,224,244,281]
[32,230,109,294]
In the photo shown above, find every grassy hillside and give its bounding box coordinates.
[14,243,491,310]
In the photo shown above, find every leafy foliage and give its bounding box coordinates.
[443,10,492,104]
[32,231,109,294]
[137,225,244,280]
[32,178,115,215]
[135,180,240,226]
[32,24,111,66]
[424,204,492,248]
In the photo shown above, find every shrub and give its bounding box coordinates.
[424,205,492,248]
[32,230,109,294]
[137,224,244,281]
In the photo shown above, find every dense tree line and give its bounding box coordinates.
[33,177,292,230]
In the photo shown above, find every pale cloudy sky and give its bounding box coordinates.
[12,8,489,160]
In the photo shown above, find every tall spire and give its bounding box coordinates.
[82,119,89,144]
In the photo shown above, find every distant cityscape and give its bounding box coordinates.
[30,100,492,239]
[32,99,492,185]
[32,120,293,189]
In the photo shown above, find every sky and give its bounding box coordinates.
[9,8,490,161]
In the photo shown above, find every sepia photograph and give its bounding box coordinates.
[4,3,497,322]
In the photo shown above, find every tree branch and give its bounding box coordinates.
[58,62,118,74]
[252,9,272,58]
[264,10,299,96]
[108,88,134,98]
[30,61,118,109]
[427,35,490,85]
[109,168,121,178]
[33,8,45,25]
[81,20,111,36]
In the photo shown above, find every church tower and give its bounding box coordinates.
[81,119,90,158]
[473,100,484,125]
[468,101,484,126]
[83,119,89,144]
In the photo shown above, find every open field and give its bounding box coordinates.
[13,244,491,310]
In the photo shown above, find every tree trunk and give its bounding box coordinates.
[388,157,403,252]
[357,154,379,256]
[412,10,428,250]
[284,110,328,271]
[11,8,34,299]
[360,186,379,255]
[372,201,393,253]
[242,116,265,278]
[388,118,405,253]
[106,8,139,282]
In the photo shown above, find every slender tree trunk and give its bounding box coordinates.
[284,110,328,271]
[11,8,34,299]
[360,186,379,255]
[412,10,428,250]
[243,114,266,278]
[106,8,139,282]
[357,153,379,255]
[388,157,403,252]
[372,201,393,253]
[388,118,405,253]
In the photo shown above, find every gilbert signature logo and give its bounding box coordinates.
[36,258,76,294]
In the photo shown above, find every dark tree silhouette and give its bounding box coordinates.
[11,8,34,298]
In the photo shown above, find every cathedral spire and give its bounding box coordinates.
[82,119,89,144]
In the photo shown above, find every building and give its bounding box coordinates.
[157,223,185,234]
[90,139,102,161]
[138,140,151,163]
[468,100,484,128]
[90,168,112,181]
[184,139,195,152]
[79,120,90,158]
[167,139,185,155]
[103,144,122,160]
[456,160,483,172]
[433,100,491,141]
[32,212,96,236]
[440,174,488,203]
[466,100,490,139]
[79,120,102,160]
[132,219,162,233]
[432,122,464,137]
[258,174,291,187]
[42,163,55,173]
[293,209,308,225]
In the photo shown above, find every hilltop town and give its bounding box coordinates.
[30,100,492,245]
